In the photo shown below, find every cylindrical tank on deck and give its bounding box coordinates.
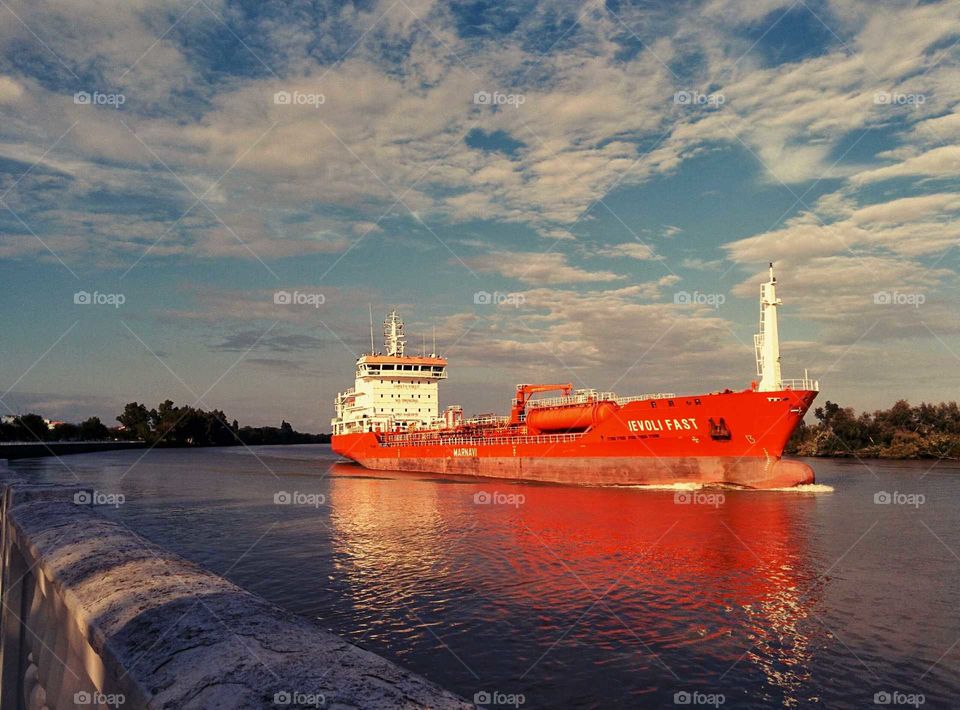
[526,401,619,434]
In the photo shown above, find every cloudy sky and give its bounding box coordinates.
[1,0,958,431]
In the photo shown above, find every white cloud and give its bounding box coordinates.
[599,243,658,260]
[468,250,624,285]
[0,75,23,103]
[851,145,960,184]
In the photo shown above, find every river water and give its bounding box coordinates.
[9,447,959,708]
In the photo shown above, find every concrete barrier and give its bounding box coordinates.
[0,464,472,709]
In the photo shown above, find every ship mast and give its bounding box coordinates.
[754,263,783,392]
[368,304,375,355]
[383,311,405,357]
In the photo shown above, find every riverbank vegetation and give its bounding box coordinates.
[0,401,329,446]
[116,401,329,446]
[786,400,960,459]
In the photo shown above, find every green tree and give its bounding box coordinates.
[52,422,81,441]
[15,413,49,442]
[117,402,153,441]
[78,416,109,440]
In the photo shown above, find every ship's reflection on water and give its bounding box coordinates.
[325,463,823,708]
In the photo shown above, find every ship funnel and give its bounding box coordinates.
[753,263,783,392]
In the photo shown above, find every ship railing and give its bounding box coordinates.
[525,391,676,409]
[527,392,625,408]
[613,393,675,406]
[781,378,820,391]
[463,415,510,426]
[377,432,584,448]
[527,393,611,409]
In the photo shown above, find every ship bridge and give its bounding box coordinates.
[333,312,448,435]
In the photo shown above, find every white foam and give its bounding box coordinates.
[763,483,834,493]
[623,481,706,491]
[622,482,834,493]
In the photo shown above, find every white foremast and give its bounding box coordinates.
[754,263,783,392]
[753,263,818,392]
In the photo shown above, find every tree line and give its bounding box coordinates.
[0,400,329,447]
[0,413,110,443]
[786,399,960,459]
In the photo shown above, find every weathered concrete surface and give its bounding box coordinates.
[0,465,473,709]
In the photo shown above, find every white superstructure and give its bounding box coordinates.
[332,311,448,435]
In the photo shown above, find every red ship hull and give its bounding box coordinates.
[332,388,817,489]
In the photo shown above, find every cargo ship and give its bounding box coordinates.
[331,265,819,488]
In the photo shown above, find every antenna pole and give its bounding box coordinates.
[368,305,375,354]
[433,326,436,357]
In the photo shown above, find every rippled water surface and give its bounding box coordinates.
[10,447,960,708]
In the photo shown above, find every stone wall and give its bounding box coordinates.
[0,464,472,709]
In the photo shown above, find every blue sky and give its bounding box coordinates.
[1,0,959,430]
